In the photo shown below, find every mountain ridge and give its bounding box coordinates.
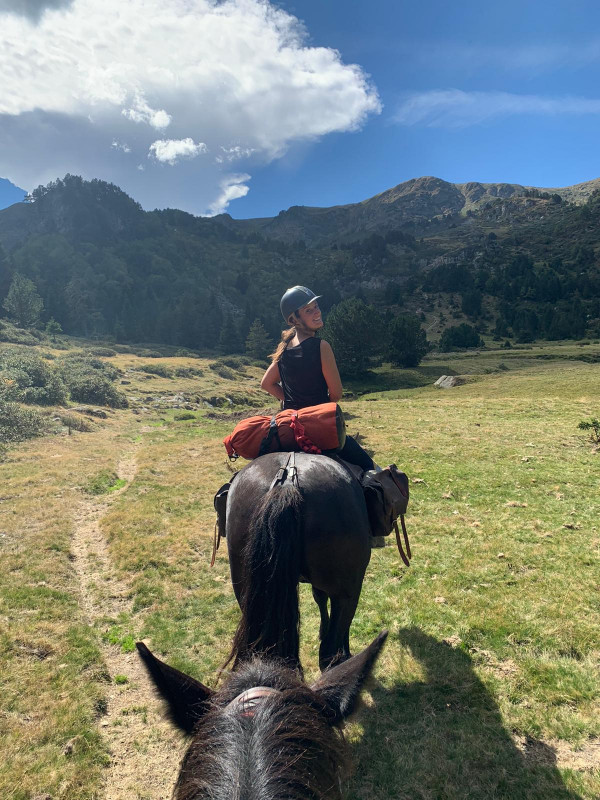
[0,172,599,348]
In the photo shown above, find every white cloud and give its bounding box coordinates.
[149,138,207,165]
[0,0,73,21]
[394,89,600,128]
[122,94,171,130]
[0,0,380,214]
[215,145,256,164]
[207,173,251,216]
[111,139,131,153]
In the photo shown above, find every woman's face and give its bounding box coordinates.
[295,300,323,331]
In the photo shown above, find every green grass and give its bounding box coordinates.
[1,338,599,799]
[82,470,127,495]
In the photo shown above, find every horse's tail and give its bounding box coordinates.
[226,481,303,672]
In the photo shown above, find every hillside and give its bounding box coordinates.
[0,173,599,348]
[217,175,600,247]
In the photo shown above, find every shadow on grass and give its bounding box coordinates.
[345,364,457,395]
[348,628,582,800]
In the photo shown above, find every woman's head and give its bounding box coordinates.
[271,287,323,361]
[290,299,323,332]
[280,286,322,323]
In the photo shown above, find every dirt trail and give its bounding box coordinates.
[71,448,186,800]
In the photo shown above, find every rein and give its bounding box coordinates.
[225,686,281,718]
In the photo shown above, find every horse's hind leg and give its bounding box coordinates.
[312,587,329,641]
[319,594,360,671]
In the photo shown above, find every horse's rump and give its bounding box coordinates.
[226,452,371,670]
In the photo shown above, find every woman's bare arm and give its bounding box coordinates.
[260,361,284,402]
[320,339,343,402]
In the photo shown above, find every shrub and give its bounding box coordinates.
[439,324,483,352]
[175,348,200,358]
[174,411,196,421]
[54,412,95,432]
[56,353,120,383]
[88,347,117,357]
[0,399,46,447]
[136,363,173,378]
[0,351,67,405]
[135,349,163,358]
[209,362,236,380]
[219,356,249,370]
[0,320,41,346]
[69,373,129,408]
[578,418,600,444]
[174,366,204,378]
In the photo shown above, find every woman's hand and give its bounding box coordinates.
[260,361,285,402]
[320,340,343,402]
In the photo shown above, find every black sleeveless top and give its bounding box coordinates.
[278,336,329,410]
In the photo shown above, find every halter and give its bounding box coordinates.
[225,686,281,718]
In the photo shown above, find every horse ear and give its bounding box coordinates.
[136,642,214,734]
[310,630,388,724]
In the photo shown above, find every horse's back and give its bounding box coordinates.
[228,451,368,534]
[227,452,371,592]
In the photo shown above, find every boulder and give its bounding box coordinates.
[434,375,465,389]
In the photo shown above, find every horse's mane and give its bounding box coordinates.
[175,658,348,800]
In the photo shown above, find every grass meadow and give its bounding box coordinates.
[0,341,599,799]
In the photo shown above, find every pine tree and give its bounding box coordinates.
[245,319,273,360]
[219,313,243,354]
[322,298,384,377]
[387,314,429,367]
[45,317,63,341]
[3,273,44,328]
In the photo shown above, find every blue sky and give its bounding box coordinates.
[1,0,600,217]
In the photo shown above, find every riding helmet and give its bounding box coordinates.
[280,286,322,322]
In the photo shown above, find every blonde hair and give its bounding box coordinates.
[270,325,296,362]
[269,313,313,362]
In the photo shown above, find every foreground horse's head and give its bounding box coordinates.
[137,631,387,800]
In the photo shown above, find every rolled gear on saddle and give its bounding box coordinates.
[223,402,346,461]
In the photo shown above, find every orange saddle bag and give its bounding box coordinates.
[223,402,346,460]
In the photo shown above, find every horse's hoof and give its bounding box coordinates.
[371,536,386,548]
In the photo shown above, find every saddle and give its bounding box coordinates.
[212,456,411,567]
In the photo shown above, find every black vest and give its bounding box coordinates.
[279,337,329,410]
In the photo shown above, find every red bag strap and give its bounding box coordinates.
[289,412,321,454]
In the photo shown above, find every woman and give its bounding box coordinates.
[261,285,375,471]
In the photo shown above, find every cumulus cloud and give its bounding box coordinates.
[207,174,251,216]
[394,89,600,128]
[0,0,73,22]
[0,0,380,214]
[122,95,172,130]
[149,138,207,165]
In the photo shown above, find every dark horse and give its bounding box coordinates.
[225,451,372,671]
[137,632,387,800]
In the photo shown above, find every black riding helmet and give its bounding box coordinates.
[280,286,322,322]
